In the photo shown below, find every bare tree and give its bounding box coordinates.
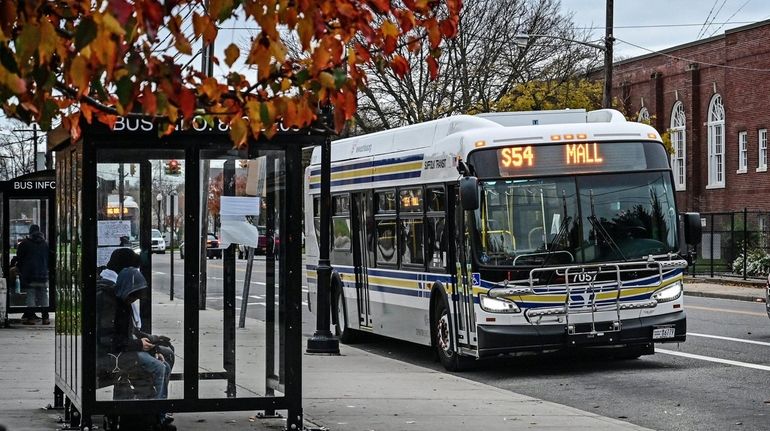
[353,0,600,133]
[0,120,40,180]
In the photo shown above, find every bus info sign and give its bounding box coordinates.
[473,141,667,178]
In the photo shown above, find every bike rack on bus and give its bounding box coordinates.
[487,255,689,335]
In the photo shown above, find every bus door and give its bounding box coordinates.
[351,192,372,329]
[452,188,477,350]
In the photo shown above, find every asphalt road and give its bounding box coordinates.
[148,255,770,431]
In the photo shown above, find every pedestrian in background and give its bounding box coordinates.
[17,224,50,325]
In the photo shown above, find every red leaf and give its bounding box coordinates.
[367,0,390,13]
[109,0,134,24]
[427,56,438,80]
[178,88,195,119]
[390,55,409,77]
[439,18,458,38]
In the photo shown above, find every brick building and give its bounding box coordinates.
[606,20,770,214]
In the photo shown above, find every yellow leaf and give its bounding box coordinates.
[319,71,335,89]
[229,117,248,147]
[280,78,291,92]
[269,40,287,63]
[69,56,90,94]
[38,19,57,63]
[381,20,399,38]
[297,17,313,50]
[102,13,126,36]
[224,43,239,68]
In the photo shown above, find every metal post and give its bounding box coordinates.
[743,208,749,280]
[169,191,176,301]
[222,160,237,397]
[710,214,714,278]
[602,0,614,109]
[306,136,340,354]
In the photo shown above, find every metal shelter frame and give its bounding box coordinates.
[0,169,56,321]
[48,118,321,430]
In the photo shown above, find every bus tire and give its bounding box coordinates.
[432,294,474,372]
[333,285,359,344]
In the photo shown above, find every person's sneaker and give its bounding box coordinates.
[21,318,35,325]
[41,319,51,325]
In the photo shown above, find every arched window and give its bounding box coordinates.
[670,102,686,190]
[638,107,650,124]
[707,94,725,188]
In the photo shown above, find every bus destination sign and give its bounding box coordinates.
[474,141,661,178]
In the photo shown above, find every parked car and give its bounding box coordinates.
[237,226,280,258]
[151,229,166,254]
[179,233,221,259]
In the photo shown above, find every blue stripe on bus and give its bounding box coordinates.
[309,170,422,189]
[310,154,425,176]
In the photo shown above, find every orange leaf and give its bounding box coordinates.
[69,56,90,95]
[425,18,441,48]
[368,0,390,13]
[381,20,398,38]
[224,43,240,68]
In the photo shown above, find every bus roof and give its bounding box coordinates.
[309,109,652,166]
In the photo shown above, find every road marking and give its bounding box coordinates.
[687,305,767,317]
[688,332,770,347]
[657,348,770,371]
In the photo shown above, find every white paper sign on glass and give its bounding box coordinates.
[97,220,132,246]
[219,196,261,248]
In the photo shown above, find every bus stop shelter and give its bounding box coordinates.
[0,170,56,325]
[48,116,320,430]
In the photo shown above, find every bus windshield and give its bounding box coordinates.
[474,171,678,267]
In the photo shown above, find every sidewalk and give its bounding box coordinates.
[0,293,652,431]
[684,276,767,303]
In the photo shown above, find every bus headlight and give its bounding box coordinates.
[653,282,683,303]
[479,295,520,313]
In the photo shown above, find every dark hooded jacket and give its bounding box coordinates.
[110,267,151,354]
[16,226,49,285]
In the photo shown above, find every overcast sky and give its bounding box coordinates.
[560,0,770,59]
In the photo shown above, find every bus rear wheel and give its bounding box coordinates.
[333,287,358,344]
[433,296,474,372]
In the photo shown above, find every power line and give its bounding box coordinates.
[709,0,752,37]
[615,37,770,72]
[703,0,729,39]
[574,21,757,30]
[698,0,721,39]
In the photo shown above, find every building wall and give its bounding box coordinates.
[607,21,770,213]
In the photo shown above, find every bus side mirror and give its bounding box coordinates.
[459,176,479,210]
[683,212,702,246]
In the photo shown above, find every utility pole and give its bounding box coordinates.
[13,123,42,172]
[602,0,614,109]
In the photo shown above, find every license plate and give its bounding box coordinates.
[652,327,676,340]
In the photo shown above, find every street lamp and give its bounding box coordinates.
[513,2,614,109]
[156,192,163,230]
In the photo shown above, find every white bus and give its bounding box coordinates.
[304,109,702,370]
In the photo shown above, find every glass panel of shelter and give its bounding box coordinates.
[7,198,51,308]
[94,152,186,402]
[55,147,83,401]
[199,149,286,399]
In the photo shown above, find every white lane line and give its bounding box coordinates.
[657,348,770,371]
[688,332,770,347]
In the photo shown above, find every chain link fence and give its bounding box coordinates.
[688,210,770,280]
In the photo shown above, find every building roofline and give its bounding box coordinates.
[611,19,770,68]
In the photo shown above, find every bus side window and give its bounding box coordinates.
[332,195,351,252]
[312,196,321,249]
[426,186,446,270]
[399,188,424,267]
[375,190,397,266]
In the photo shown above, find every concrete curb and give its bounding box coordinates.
[683,290,766,303]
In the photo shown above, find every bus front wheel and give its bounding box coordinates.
[433,296,474,372]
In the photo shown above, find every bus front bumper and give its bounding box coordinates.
[476,311,686,358]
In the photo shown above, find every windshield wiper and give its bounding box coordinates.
[588,189,628,262]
